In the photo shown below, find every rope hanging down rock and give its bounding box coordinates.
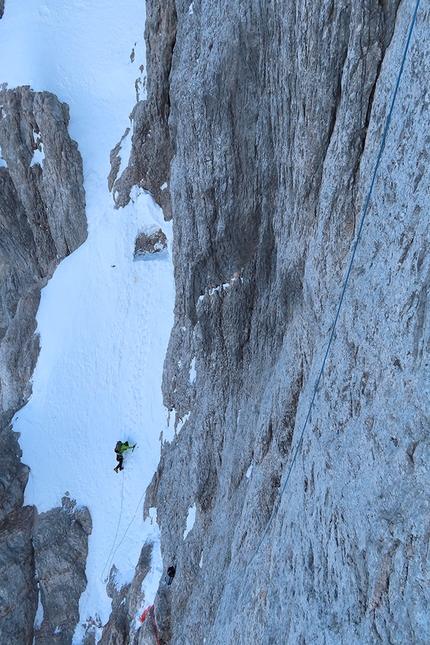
[139,605,161,645]
[225,0,422,587]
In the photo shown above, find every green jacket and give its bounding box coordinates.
[119,443,133,454]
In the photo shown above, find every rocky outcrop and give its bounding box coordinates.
[0,86,88,645]
[108,0,176,219]
[0,505,38,645]
[33,495,92,645]
[96,542,154,645]
[0,85,87,412]
[0,1,4,20]
[134,228,168,259]
[115,0,429,643]
[0,420,30,522]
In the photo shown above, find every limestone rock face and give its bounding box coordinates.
[32,495,92,645]
[134,228,168,259]
[116,0,430,644]
[0,505,38,645]
[108,0,176,219]
[96,542,154,645]
[0,85,87,413]
[0,86,88,645]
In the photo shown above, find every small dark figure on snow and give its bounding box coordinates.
[114,441,136,473]
[165,565,176,586]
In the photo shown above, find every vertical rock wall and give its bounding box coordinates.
[109,0,177,219]
[0,86,87,413]
[33,496,92,645]
[122,0,430,643]
[0,87,89,645]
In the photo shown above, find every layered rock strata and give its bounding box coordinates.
[0,86,88,645]
[115,0,429,644]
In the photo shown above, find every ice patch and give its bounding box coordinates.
[188,2,194,15]
[199,552,203,568]
[160,182,167,190]
[189,357,196,383]
[246,462,253,479]
[0,144,6,168]
[183,503,196,540]
[34,584,44,629]
[31,141,45,167]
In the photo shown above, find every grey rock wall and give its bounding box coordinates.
[118,0,429,644]
[0,506,38,645]
[109,0,176,219]
[97,542,154,645]
[0,86,87,412]
[0,86,88,645]
[33,495,92,645]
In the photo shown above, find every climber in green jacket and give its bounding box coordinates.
[114,441,136,473]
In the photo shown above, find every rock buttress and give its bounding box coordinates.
[118,1,430,644]
[0,86,88,644]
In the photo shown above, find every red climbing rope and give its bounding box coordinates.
[139,605,161,645]
[139,606,152,623]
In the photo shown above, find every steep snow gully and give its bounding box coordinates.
[0,1,174,644]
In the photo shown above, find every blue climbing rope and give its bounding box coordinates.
[101,472,125,584]
[100,471,148,584]
[226,0,421,585]
[106,486,148,563]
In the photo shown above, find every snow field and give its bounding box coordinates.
[0,1,173,642]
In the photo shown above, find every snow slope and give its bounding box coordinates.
[0,2,174,642]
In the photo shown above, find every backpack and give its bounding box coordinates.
[114,441,122,454]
